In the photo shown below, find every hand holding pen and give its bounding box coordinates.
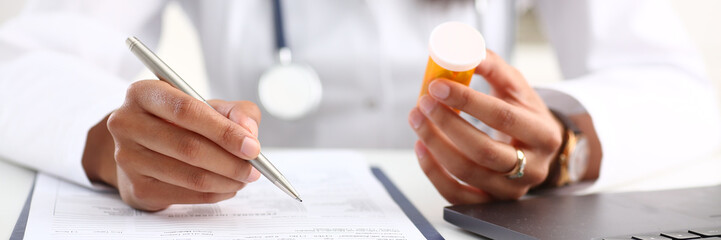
[82,37,299,211]
[108,84,265,211]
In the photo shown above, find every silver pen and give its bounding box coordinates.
[125,36,302,202]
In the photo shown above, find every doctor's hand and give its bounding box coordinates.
[83,80,262,211]
[408,51,564,204]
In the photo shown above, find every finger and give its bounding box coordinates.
[121,171,237,211]
[475,50,529,92]
[127,80,259,160]
[208,100,261,137]
[415,141,491,205]
[120,146,251,193]
[410,108,527,200]
[417,95,518,173]
[124,111,260,183]
[427,79,545,144]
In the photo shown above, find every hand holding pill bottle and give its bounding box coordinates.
[420,22,486,105]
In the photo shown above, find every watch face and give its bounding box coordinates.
[568,137,590,182]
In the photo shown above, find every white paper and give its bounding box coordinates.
[23,150,426,239]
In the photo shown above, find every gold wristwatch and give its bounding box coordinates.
[543,110,590,187]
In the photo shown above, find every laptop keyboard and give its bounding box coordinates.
[603,226,721,239]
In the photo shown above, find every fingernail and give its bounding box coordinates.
[245,167,261,182]
[241,117,258,137]
[240,137,260,159]
[415,141,427,159]
[429,81,450,100]
[419,96,437,115]
[409,108,424,129]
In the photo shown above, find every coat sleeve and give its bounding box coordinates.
[533,0,721,191]
[0,0,167,188]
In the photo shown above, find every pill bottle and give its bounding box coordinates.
[420,22,486,98]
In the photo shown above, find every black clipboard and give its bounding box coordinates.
[12,168,443,240]
[371,167,444,240]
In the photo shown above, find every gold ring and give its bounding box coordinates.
[505,149,527,179]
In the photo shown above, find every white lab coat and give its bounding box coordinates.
[0,0,718,193]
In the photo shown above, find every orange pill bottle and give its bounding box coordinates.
[420,22,486,97]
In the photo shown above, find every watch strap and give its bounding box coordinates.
[537,110,580,188]
[550,109,581,134]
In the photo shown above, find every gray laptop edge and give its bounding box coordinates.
[444,184,721,239]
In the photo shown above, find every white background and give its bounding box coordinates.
[2,1,720,104]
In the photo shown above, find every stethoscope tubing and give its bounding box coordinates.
[272,0,287,51]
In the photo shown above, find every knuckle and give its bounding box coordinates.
[106,111,129,135]
[451,164,475,183]
[186,171,210,191]
[527,164,549,186]
[528,170,547,186]
[417,127,438,147]
[125,81,156,104]
[125,81,146,98]
[129,178,168,211]
[431,110,450,127]
[240,101,261,118]
[415,123,431,140]
[114,148,128,166]
[455,88,472,110]
[220,122,243,149]
[131,183,153,201]
[106,113,121,131]
[484,63,499,80]
[493,107,516,130]
[170,97,202,122]
[113,147,131,166]
[541,129,563,152]
[230,161,249,181]
[176,135,204,163]
[473,145,501,167]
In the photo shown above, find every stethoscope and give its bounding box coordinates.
[258,0,323,121]
[257,0,514,121]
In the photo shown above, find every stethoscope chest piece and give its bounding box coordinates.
[258,0,322,120]
[258,62,322,120]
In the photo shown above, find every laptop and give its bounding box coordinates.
[444,184,721,239]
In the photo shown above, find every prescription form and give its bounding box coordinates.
[23,151,426,239]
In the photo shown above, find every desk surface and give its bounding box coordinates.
[2,149,721,239]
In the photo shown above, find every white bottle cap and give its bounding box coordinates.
[428,21,486,72]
